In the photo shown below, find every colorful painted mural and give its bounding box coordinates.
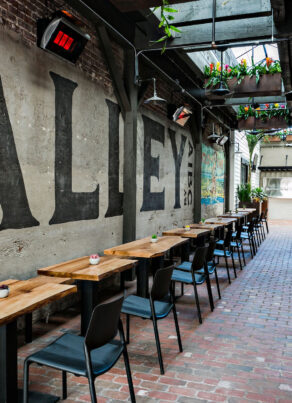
[201,144,225,205]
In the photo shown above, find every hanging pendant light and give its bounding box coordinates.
[212,49,230,97]
[144,78,166,104]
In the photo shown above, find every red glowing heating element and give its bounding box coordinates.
[53,30,74,51]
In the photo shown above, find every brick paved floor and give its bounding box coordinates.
[17,221,292,402]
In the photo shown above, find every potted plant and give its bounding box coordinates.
[151,234,158,243]
[89,254,100,265]
[204,58,282,99]
[237,183,252,209]
[237,103,289,130]
[184,225,191,231]
[0,284,9,298]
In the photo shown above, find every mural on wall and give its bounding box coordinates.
[0,70,192,231]
[201,143,225,205]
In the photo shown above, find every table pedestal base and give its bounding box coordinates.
[18,389,59,402]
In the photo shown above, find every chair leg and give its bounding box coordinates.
[224,256,231,284]
[192,282,202,324]
[265,220,269,233]
[23,358,31,403]
[248,238,253,258]
[214,268,221,299]
[241,243,246,266]
[62,371,67,400]
[87,372,97,403]
[123,347,136,403]
[172,305,183,352]
[152,317,164,375]
[181,282,184,297]
[236,244,243,270]
[231,251,237,278]
[126,314,130,344]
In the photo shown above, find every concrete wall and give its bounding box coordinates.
[0,26,195,281]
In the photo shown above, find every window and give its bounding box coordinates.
[241,158,249,184]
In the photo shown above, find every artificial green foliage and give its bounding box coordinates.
[237,103,289,123]
[204,57,281,88]
[251,187,268,202]
[237,183,252,203]
[151,0,181,54]
[246,133,267,183]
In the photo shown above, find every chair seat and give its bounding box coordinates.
[27,333,123,377]
[216,240,224,246]
[122,295,173,319]
[177,261,215,276]
[172,269,206,285]
[177,261,192,271]
[240,232,252,239]
[214,249,232,257]
[230,241,242,248]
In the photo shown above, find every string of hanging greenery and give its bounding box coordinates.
[150,0,181,53]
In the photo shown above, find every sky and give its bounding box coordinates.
[231,44,279,65]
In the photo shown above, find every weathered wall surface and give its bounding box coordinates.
[201,123,226,218]
[0,27,195,280]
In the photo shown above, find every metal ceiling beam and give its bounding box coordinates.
[109,0,198,12]
[168,0,271,26]
[142,15,279,51]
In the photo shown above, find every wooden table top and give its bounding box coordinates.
[0,277,76,326]
[162,228,210,238]
[218,213,247,219]
[38,256,137,281]
[205,217,237,225]
[237,208,256,212]
[189,223,224,231]
[104,236,188,259]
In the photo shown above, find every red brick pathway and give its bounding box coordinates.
[17,221,292,402]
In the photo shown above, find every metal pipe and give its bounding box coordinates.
[138,37,289,55]
[212,0,216,47]
[142,54,232,130]
[69,0,232,130]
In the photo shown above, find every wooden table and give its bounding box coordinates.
[189,223,224,232]
[104,236,188,297]
[38,256,137,335]
[0,278,76,403]
[162,228,210,238]
[205,217,237,226]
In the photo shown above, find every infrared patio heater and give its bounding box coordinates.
[37,11,90,63]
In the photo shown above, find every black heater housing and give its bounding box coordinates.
[37,13,90,64]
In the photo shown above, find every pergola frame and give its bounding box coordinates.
[65,0,292,241]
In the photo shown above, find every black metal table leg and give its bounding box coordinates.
[77,280,99,336]
[181,240,190,262]
[25,313,32,344]
[136,258,149,298]
[0,321,59,403]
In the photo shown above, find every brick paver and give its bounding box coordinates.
[17,221,292,402]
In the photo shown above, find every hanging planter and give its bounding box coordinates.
[204,58,282,99]
[237,104,289,131]
[238,116,288,130]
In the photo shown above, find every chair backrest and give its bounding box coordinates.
[224,229,232,247]
[235,224,242,240]
[151,264,174,301]
[191,246,208,272]
[85,296,123,351]
[206,240,216,262]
